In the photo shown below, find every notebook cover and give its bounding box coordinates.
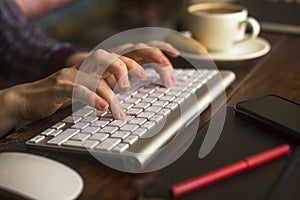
[142,107,291,200]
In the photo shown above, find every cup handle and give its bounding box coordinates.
[235,17,260,44]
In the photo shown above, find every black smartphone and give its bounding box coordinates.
[235,94,300,141]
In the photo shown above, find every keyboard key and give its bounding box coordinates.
[73,109,94,117]
[118,94,131,101]
[150,115,164,123]
[158,108,171,116]
[138,111,155,119]
[123,135,139,145]
[92,120,109,128]
[83,140,99,149]
[168,90,182,97]
[145,106,162,113]
[121,103,134,110]
[63,140,99,149]
[101,113,114,120]
[152,101,169,107]
[149,92,164,99]
[47,129,80,145]
[81,116,99,123]
[49,129,64,137]
[90,133,109,141]
[160,95,176,102]
[62,116,82,124]
[142,121,156,130]
[81,126,100,134]
[139,87,156,94]
[111,131,130,139]
[156,88,170,94]
[129,118,147,126]
[132,128,147,137]
[124,115,135,122]
[179,92,191,99]
[128,98,141,104]
[120,124,139,132]
[63,140,85,148]
[40,128,55,136]
[52,122,66,130]
[72,133,91,141]
[82,105,96,110]
[142,98,158,104]
[170,85,187,92]
[173,97,185,105]
[134,102,151,109]
[166,103,178,110]
[96,110,108,117]
[134,93,149,99]
[29,135,45,143]
[109,120,127,127]
[99,126,118,134]
[126,108,143,116]
[72,122,90,130]
[112,143,130,153]
[96,138,121,151]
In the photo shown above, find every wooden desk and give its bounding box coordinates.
[0,32,299,200]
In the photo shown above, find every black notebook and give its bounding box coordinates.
[142,107,299,200]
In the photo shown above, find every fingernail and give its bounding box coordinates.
[120,77,130,88]
[139,68,147,78]
[120,110,127,119]
[118,109,127,119]
[165,79,173,88]
[172,75,177,83]
[98,101,108,110]
[160,57,170,65]
[170,50,180,57]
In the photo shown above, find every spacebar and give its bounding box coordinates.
[47,129,79,145]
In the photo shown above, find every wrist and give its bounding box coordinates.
[0,88,19,133]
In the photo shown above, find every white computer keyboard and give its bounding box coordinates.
[26,68,235,170]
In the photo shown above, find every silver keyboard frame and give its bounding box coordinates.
[26,69,235,172]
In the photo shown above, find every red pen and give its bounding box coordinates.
[170,144,290,199]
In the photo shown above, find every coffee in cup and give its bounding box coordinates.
[186,3,260,52]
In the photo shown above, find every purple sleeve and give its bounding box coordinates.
[0,0,85,87]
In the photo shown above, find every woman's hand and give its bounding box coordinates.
[110,41,180,87]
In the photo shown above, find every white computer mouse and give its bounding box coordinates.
[0,152,84,200]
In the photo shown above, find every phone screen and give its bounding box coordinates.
[235,95,300,136]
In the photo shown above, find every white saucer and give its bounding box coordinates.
[180,37,271,61]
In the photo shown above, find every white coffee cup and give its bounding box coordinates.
[186,3,260,52]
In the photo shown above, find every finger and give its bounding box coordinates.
[106,55,131,90]
[105,74,117,90]
[108,43,134,55]
[118,56,147,79]
[151,64,175,88]
[80,49,131,90]
[73,83,109,111]
[96,79,126,119]
[53,68,109,110]
[147,40,180,57]
[130,43,173,66]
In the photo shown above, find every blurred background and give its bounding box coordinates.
[37,0,299,49]
[36,0,248,49]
